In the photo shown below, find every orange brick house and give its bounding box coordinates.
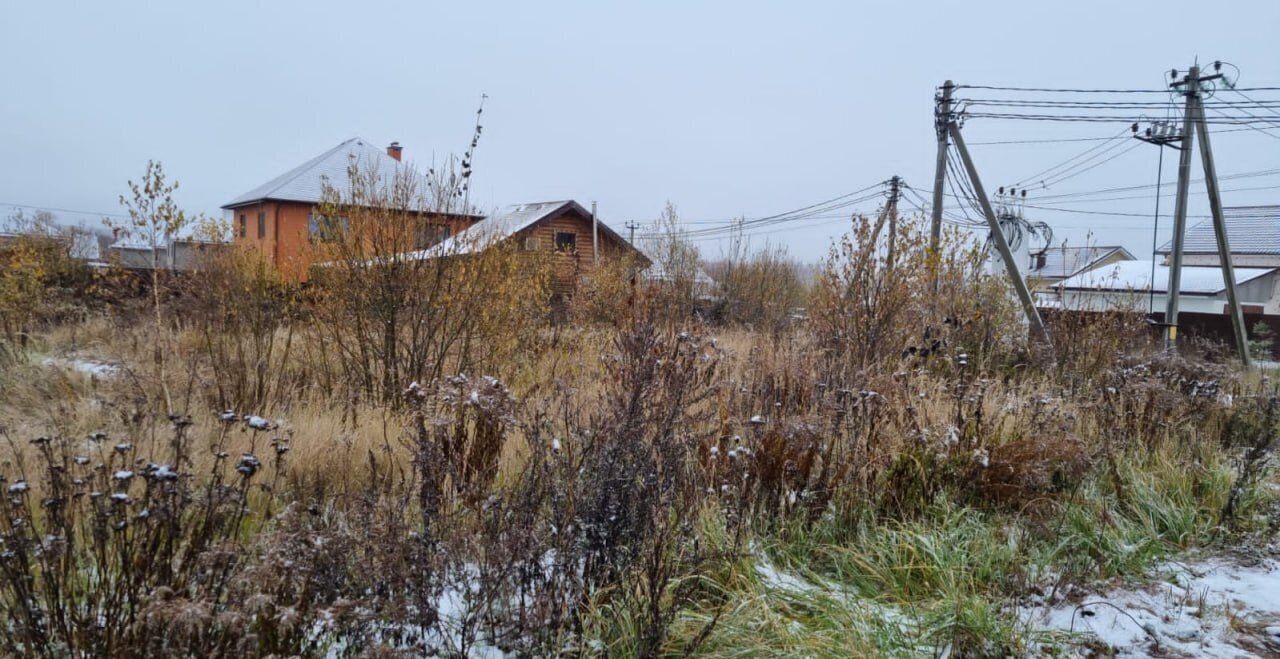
[222,138,481,279]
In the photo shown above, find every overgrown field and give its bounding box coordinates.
[1,183,1277,657]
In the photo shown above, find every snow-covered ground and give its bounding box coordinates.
[1024,555,1280,657]
[755,552,1280,657]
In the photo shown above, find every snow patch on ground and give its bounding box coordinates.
[753,556,910,632]
[755,557,815,593]
[42,354,119,377]
[1023,556,1280,657]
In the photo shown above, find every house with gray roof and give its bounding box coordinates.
[402,199,649,295]
[1155,206,1280,268]
[1026,245,1134,290]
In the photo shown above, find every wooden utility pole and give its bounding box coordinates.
[929,81,954,274]
[1164,67,1200,352]
[591,201,599,264]
[886,175,902,267]
[949,124,1052,347]
[625,220,639,245]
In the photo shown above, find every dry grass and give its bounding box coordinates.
[0,215,1275,657]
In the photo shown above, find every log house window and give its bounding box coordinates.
[554,231,577,253]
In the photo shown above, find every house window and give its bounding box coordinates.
[257,211,266,239]
[308,213,348,243]
[239,214,247,239]
[554,231,577,253]
[415,223,450,249]
[524,236,541,251]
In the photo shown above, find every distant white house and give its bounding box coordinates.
[642,260,720,302]
[1051,260,1280,316]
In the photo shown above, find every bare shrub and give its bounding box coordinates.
[642,202,710,323]
[308,157,552,407]
[0,209,94,354]
[705,220,810,332]
[0,415,282,656]
[811,214,1020,383]
[187,247,299,412]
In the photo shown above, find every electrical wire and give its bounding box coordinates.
[963,113,1279,124]
[1038,140,1146,188]
[631,183,890,240]
[1204,104,1280,142]
[951,84,1280,93]
[1028,168,1280,201]
[1012,126,1132,187]
[967,126,1264,145]
[1,201,128,219]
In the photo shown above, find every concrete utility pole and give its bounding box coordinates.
[886,175,902,267]
[1164,67,1201,352]
[949,124,1052,348]
[1188,72,1251,366]
[929,81,954,274]
[1165,63,1250,366]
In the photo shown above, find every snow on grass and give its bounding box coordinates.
[41,354,119,378]
[1023,555,1280,657]
[754,557,815,593]
[751,555,910,637]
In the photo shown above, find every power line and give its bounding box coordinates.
[1011,126,1131,187]
[632,183,891,240]
[1029,168,1280,200]
[963,112,1280,124]
[1204,104,1280,142]
[1,201,128,219]
[952,84,1280,93]
[959,99,1280,109]
[966,126,1265,145]
[1039,140,1145,188]
[1026,182,1280,206]
[1020,203,1212,219]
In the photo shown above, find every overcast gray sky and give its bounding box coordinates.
[2,0,1278,262]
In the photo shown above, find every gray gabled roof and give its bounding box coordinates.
[1156,206,1280,255]
[402,200,642,261]
[223,138,420,209]
[1030,245,1133,279]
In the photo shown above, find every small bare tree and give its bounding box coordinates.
[111,161,193,413]
[643,202,705,321]
[706,219,809,330]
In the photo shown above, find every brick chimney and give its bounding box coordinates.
[386,141,403,161]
